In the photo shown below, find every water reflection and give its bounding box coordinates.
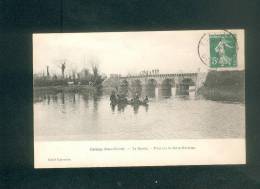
[117,103,127,112]
[73,93,76,104]
[34,89,245,140]
[47,95,50,104]
[34,87,184,114]
[93,89,103,113]
[159,88,172,98]
[53,95,58,103]
[34,85,193,107]
[145,104,149,112]
[93,95,99,113]
[82,93,89,108]
[61,92,65,104]
[34,91,152,115]
[110,104,116,112]
[132,104,139,114]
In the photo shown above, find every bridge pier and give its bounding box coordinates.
[118,72,198,97]
[157,84,172,97]
[175,83,189,96]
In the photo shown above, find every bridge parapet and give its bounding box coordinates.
[120,72,197,79]
[119,73,197,86]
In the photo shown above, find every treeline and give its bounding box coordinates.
[198,70,245,102]
[34,65,106,88]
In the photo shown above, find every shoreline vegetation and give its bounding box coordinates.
[197,70,245,103]
[34,70,245,103]
[34,62,106,94]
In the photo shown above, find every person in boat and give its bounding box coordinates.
[117,94,127,104]
[110,91,117,104]
[133,93,140,104]
[143,96,149,104]
[122,95,128,103]
[117,94,122,103]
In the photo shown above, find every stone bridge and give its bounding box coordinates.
[119,72,198,96]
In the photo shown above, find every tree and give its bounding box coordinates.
[61,62,66,78]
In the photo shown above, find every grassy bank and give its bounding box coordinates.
[198,70,245,102]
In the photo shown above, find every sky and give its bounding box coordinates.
[33,30,244,76]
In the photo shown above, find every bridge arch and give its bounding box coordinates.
[175,78,193,96]
[144,79,158,97]
[131,79,143,96]
[181,78,195,86]
[159,78,175,97]
[147,79,157,87]
[161,78,175,88]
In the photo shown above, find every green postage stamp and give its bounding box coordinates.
[209,34,237,68]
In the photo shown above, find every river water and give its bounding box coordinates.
[34,88,245,141]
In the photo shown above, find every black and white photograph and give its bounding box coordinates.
[33,30,245,168]
[3,0,260,187]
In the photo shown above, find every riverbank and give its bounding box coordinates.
[34,85,99,95]
[198,70,245,103]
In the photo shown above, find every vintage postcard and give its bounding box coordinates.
[33,29,245,168]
